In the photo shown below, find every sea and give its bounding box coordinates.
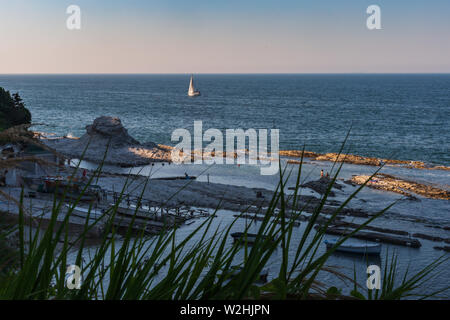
[0,74,449,165]
[1,74,449,297]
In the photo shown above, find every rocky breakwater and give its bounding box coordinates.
[281,150,450,171]
[349,173,450,200]
[43,116,172,166]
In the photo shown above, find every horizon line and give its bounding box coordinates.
[1,72,450,76]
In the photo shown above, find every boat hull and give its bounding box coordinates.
[325,240,381,255]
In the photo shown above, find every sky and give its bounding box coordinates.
[1,0,449,73]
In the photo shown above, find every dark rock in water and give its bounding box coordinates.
[295,177,344,196]
[317,226,422,248]
[333,221,409,236]
[425,224,442,229]
[433,246,450,252]
[340,208,369,218]
[412,233,445,242]
[343,180,357,186]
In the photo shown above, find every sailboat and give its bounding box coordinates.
[188,75,201,97]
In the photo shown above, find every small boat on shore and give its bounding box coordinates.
[324,239,381,255]
[230,232,274,245]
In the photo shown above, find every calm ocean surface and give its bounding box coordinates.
[0,74,449,165]
[2,74,448,296]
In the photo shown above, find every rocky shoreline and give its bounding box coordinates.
[37,116,450,203]
[349,173,450,201]
[2,114,449,255]
[40,117,450,172]
[282,150,450,171]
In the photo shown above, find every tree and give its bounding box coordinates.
[12,92,25,109]
[0,87,32,130]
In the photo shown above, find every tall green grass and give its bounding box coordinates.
[0,149,448,300]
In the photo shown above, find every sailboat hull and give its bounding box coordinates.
[188,91,201,97]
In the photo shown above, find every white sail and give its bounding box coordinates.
[188,75,195,95]
[188,75,200,97]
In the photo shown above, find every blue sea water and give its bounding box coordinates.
[0,74,449,165]
[2,74,449,296]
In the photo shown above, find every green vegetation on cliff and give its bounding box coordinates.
[0,87,31,131]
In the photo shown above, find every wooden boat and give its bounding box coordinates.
[230,232,273,245]
[324,239,381,255]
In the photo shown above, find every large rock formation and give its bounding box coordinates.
[81,116,155,148]
[43,116,171,166]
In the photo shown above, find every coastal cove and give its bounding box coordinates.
[2,0,450,304]
[0,74,449,300]
[32,118,450,296]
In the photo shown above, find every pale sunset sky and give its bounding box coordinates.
[1,0,449,73]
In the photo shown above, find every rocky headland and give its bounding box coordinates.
[43,116,172,166]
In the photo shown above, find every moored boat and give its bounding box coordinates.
[324,239,381,255]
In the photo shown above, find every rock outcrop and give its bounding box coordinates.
[84,116,141,146]
[350,173,450,200]
[43,116,171,166]
[282,150,450,171]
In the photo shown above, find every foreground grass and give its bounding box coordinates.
[0,145,448,300]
